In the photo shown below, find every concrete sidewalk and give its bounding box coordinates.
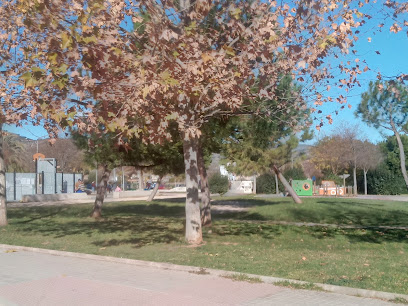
[0,247,395,305]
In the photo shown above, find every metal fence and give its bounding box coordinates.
[5,172,82,202]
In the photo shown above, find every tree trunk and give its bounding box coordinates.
[391,126,408,189]
[253,174,257,194]
[147,176,162,202]
[272,165,302,204]
[353,165,357,195]
[364,168,368,195]
[182,130,202,244]
[90,164,110,218]
[197,142,211,227]
[0,124,7,227]
[275,173,279,195]
[137,169,144,190]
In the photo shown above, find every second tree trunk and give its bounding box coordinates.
[90,165,110,218]
[147,176,162,202]
[273,165,302,204]
[197,142,211,227]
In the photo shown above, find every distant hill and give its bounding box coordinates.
[3,133,86,173]
[293,144,312,155]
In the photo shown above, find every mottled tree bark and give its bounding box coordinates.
[147,176,162,202]
[275,173,279,195]
[183,131,202,244]
[0,125,7,227]
[90,164,110,219]
[197,143,211,227]
[273,165,302,204]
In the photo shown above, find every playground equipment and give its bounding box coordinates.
[292,180,313,196]
[238,181,253,193]
[292,180,347,196]
[318,180,345,196]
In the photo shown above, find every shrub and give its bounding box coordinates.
[283,166,306,181]
[367,167,407,195]
[257,173,283,194]
[209,173,229,195]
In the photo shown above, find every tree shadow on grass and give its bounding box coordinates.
[172,197,274,209]
[7,203,189,249]
[9,201,281,248]
[8,207,65,224]
[15,214,184,249]
[211,221,282,240]
[8,202,186,223]
[8,205,90,221]
[90,217,183,248]
[286,199,408,227]
[9,199,406,247]
[212,211,267,221]
[212,198,288,208]
[102,203,185,218]
[292,225,408,244]
[152,197,186,203]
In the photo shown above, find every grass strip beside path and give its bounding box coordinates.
[1,196,407,295]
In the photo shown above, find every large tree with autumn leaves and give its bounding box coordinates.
[0,0,92,226]
[2,0,403,242]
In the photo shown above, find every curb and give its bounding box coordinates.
[1,244,407,303]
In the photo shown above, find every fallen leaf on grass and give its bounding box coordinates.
[302,256,307,261]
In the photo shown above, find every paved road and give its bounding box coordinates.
[0,247,394,306]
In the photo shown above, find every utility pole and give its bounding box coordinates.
[122,166,125,190]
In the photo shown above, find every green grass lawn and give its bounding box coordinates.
[213,196,408,226]
[1,196,407,294]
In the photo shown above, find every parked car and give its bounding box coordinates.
[144,183,156,190]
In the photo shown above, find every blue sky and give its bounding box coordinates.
[5,3,408,144]
[308,10,408,144]
[5,124,50,140]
